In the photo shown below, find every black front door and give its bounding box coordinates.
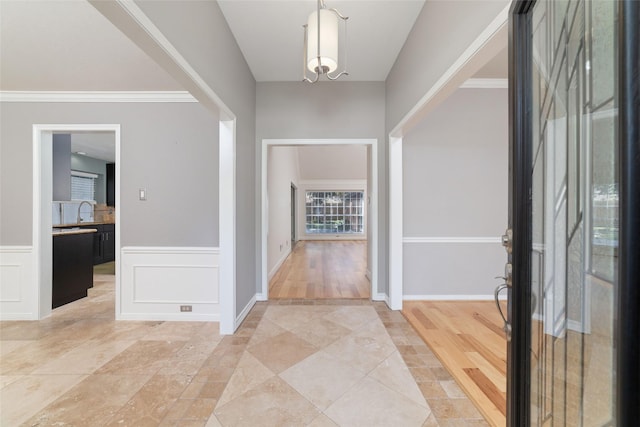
[506,0,639,425]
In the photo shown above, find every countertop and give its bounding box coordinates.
[52,228,98,237]
[55,221,115,228]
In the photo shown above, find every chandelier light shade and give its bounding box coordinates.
[303,0,348,82]
[307,9,339,74]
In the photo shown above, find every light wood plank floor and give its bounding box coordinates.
[269,240,370,299]
[403,300,507,427]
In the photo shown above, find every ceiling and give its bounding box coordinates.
[0,0,428,89]
[217,0,426,82]
[1,0,505,90]
[2,0,505,169]
[0,0,183,91]
[68,132,116,163]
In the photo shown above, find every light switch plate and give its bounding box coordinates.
[139,188,147,201]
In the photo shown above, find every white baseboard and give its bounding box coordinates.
[118,312,220,322]
[0,246,37,320]
[235,294,257,330]
[120,246,220,322]
[372,293,387,302]
[268,247,291,281]
[255,293,268,301]
[404,294,507,301]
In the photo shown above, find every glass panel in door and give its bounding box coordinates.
[528,0,618,425]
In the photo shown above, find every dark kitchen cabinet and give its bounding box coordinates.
[91,226,102,264]
[106,163,115,207]
[53,231,93,308]
[78,224,116,265]
[102,224,115,263]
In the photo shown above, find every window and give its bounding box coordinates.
[305,191,364,234]
[71,170,98,201]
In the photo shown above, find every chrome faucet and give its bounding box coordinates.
[77,200,93,224]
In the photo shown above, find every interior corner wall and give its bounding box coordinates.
[0,102,219,247]
[384,0,509,131]
[402,88,508,297]
[134,0,258,314]
[256,81,388,296]
[267,146,300,279]
[52,134,71,201]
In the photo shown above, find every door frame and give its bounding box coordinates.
[290,183,297,244]
[260,138,378,302]
[617,0,640,423]
[508,0,640,424]
[33,124,121,319]
[507,1,533,424]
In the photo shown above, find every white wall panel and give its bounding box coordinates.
[403,240,505,298]
[121,246,220,321]
[0,247,37,320]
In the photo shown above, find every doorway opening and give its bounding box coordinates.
[260,138,378,302]
[33,124,121,319]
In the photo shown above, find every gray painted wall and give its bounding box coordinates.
[0,102,219,247]
[297,145,367,181]
[403,88,508,295]
[70,153,108,204]
[135,0,257,314]
[52,134,71,201]
[385,0,508,131]
[267,146,299,276]
[256,81,387,295]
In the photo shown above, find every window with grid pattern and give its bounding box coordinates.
[305,191,364,234]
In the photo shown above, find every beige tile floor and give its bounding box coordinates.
[0,272,488,426]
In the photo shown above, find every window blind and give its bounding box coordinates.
[71,170,98,201]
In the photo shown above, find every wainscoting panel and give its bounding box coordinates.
[0,246,37,320]
[402,237,506,300]
[120,247,220,321]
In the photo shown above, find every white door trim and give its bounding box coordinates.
[33,124,121,319]
[388,136,403,310]
[219,119,236,334]
[260,138,378,301]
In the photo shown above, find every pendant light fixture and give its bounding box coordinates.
[302,0,348,83]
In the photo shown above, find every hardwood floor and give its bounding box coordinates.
[403,300,507,427]
[269,240,370,299]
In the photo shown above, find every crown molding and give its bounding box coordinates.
[0,91,197,103]
[460,78,508,89]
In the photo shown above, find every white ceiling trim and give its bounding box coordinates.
[460,78,508,89]
[0,91,197,103]
[263,138,375,146]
